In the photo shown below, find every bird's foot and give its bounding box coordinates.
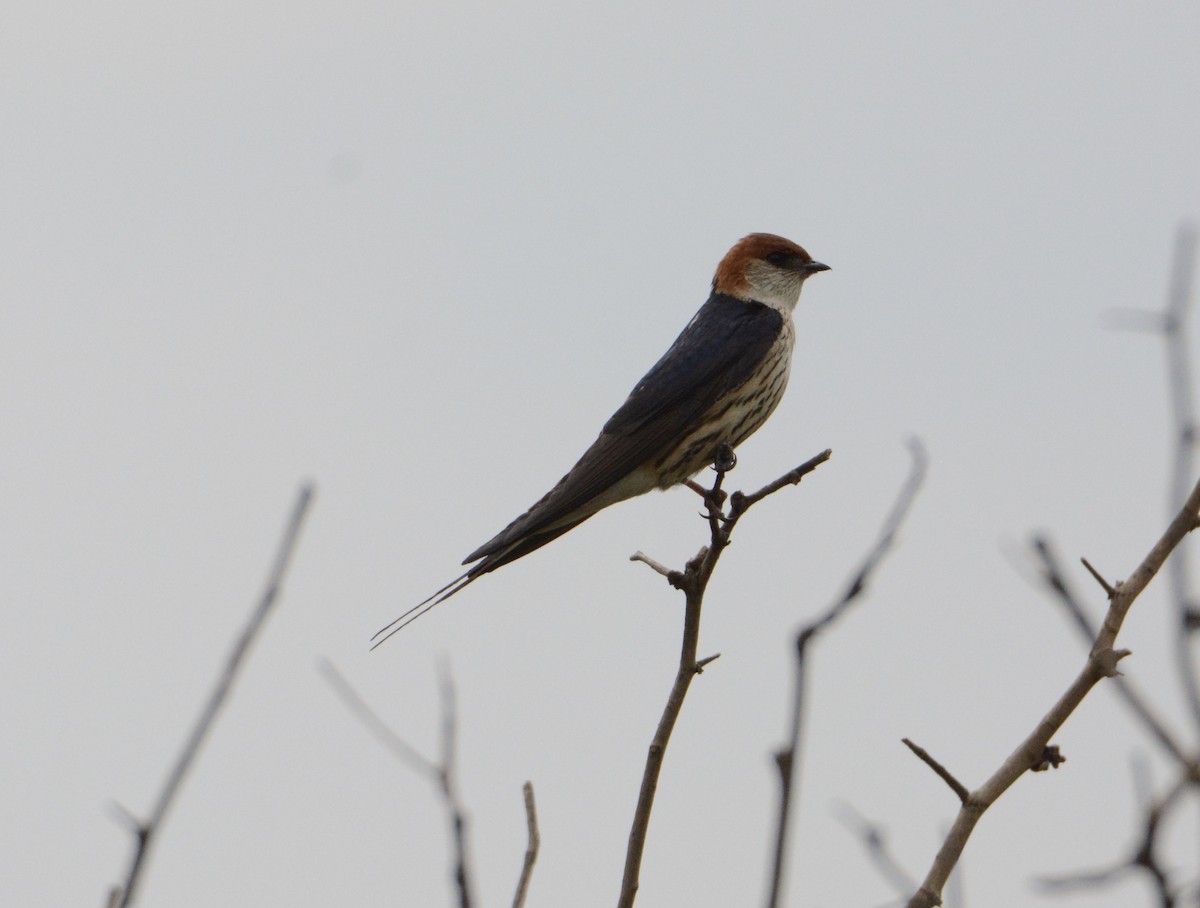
[711,442,737,474]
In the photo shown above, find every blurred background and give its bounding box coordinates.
[3,2,1200,906]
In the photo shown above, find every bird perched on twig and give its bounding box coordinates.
[372,233,829,647]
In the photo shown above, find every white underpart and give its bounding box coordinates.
[519,258,815,535]
[530,464,661,535]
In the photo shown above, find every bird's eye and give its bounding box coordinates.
[765,250,791,266]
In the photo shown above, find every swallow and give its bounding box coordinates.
[373,233,828,646]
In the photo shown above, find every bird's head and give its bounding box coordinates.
[712,233,830,313]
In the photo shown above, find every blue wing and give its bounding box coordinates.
[464,293,785,567]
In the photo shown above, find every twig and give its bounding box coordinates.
[1111,224,1200,730]
[906,472,1200,908]
[320,660,477,908]
[731,449,834,517]
[617,447,831,908]
[318,660,437,777]
[512,781,540,908]
[1161,225,1200,733]
[629,551,673,578]
[766,439,927,908]
[109,483,315,908]
[833,802,919,896]
[1030,537,1194,769]
[438,666,475,908]
[1080,556,1118,598]
[902,738,969,805]
[1037,762,1192,908]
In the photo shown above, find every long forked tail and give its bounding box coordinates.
[369,570,481,650]
[370,515,592,650]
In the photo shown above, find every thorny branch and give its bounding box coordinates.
[107,484,315,908]
[901,738,970,806]
[906,472,1200,908]
[1030,537,1195,770]
[1037,761,1194,908]
[1161,226,1200,731]
[1019,224,1200,908]
[617,446,831,908]
[765,440,928,908]
[1110,224,1200,729]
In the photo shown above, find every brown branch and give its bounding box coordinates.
[1037,762,1193,908]
[1161,225,1200,732]
[512,781,540,908]
[320,660,477,908]
[108,483,315,908]
[1111,223,1200,730]
[906,473,1200,908]
[731,448,834,516]
[617,447,831,908]
[437,667,475,908]
[1030,537,1194,769]
[766,439,927,908]
[628,551,673,578]
[318,659,438,778]
[902,738,969,806]
[833,802,919,896]
[1080,556,1118,598]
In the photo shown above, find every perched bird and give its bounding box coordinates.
[372,233,828,646]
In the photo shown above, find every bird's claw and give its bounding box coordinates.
[712,443,737,474]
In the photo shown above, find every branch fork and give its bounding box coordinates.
[618,446,832,908]
[906,470,1200,908]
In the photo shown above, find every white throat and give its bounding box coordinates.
[741,260,806,314]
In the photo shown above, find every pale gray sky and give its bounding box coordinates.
[4,2,1200,906]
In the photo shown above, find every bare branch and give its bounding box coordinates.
[729,448,833,520]
[833,802,919,897]
[1093,476,1200,654]
[318,660,438,777]
[1161,225,1200,733]
[108,483,314,908]
[902,739,969,805]
[1080,556,1118,598]
[1038,763,1193,908]
[617,448,832,908]
[629,551,674,578]
[906,472,1200,908]
[1030,537,1194,769]
[1111,224,1200,730]
[765,439,927,908]
[321,661,477,908]
[512,781,540,908]
[438,666,475,908]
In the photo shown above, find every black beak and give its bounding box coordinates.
[805,261,831,274]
